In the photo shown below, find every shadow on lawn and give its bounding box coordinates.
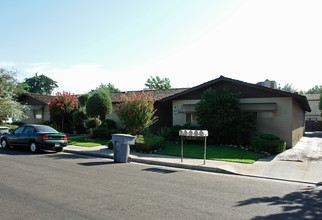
[236,184,322,219]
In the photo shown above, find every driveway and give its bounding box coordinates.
[276,131,322,163]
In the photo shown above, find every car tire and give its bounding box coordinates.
[55,147,63,153]
[1,139,8,149]
[30,142,38,153]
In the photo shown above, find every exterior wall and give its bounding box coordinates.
[172,100,200,126]
[22,105,51,124]
[105,104,122,128]
[172,97,304,147]
[240,97,294,147]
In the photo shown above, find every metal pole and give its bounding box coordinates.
[181,137,183,162]
[204,137,207,165]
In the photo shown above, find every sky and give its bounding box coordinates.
[1,0,321,94]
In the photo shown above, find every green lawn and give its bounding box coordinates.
[68,137,109,147]
[156,143,265,164]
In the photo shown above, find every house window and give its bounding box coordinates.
[185,113,197,123]
[34,109,42,119]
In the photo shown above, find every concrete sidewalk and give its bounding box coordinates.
[64,139,322,185]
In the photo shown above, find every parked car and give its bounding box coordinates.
[0,127,10,135]
[0,124,68,153]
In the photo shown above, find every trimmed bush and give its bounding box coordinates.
[132,133,164,153]
[93,127,119,140]
[100,119,117,130]
[251,134,286,154]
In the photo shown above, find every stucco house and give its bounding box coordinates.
[154,76,311,148]
[18,76,310,148]
[18,93,51,124]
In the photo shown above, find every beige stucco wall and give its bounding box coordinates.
[291,99,305,147]
[105,104,122,128]
[173,100,200,126]
[172,97,305,147]
[22,105,51,124]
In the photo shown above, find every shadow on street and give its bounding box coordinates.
[236,184,322,219]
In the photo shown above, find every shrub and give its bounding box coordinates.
[86,90,112,118]
[114,92,158,134]
[251,134,286,155]
[92,127,119,140]
[195,88,256,145]
[132,133,164,153]
[159,124,200,143]
[100,119,117,130]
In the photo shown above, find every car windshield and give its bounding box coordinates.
[36,126,59,133]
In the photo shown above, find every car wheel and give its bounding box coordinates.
[55,147,63,152]
[30,142,38,153]
[1,139,8,149]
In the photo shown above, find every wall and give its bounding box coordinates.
[172,100,200,126]
[21,105,50,124]
[173,97,302,147]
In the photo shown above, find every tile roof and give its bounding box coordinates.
[305,94,321,101]
[109,88,188,103]
[18,93,52,105]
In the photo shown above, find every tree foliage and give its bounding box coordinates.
[0,68,26,122]
[144,76,171,90]
[86,90,112,118]
[49,91,78,131]
[306,85,322,94]
[24,73,58,95]
[92,83,120,93]
[195,88,256,145]
[115,92,158,134]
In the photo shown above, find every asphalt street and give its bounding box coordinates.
[1,148,321,220]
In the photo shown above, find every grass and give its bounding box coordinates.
[156,143,266,164]
[68,137,109,147]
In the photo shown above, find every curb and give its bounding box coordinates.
[64,149,320,186]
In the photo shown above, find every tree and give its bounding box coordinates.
[49,91,78,131]
[0,68,26,122]
[278,83,298,93]
[86,90,113,118]
[24,73,58,95]
[92,83,120,93]
[195,88,256,145]
[306,85,322,94]
[115,92,158,134]
[144,76,171,90]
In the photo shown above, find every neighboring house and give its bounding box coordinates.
[157,76,311,148]
[305,94,322,131]
[17,93,51,124]
[18,76,311,148]
[107,88,188,127]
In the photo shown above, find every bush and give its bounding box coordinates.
[251,134,286,155]
[159,124,200,143]
[92,127,119,140]
[86,90,112,118]
[85,118,102,129]
[195,88,256,145]
[132,133,164,153]
[100,119,117,130]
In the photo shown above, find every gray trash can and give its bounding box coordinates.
[112,134,136,163]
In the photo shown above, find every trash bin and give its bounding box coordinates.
[111,134,136,163]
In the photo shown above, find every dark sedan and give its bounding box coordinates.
[0,124,68,153]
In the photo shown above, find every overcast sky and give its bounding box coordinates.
[1,0,321,94]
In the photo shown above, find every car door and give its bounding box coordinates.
[20,126,36,146]
[8,126,25,146]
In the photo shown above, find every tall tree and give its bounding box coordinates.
[0,68,26,122]
[278,83,298,93]
[91,83,120,94]
[306,85,322,94]
[145,76,171,90]
[24,73,58,95]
